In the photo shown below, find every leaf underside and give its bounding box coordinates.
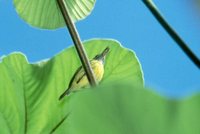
[0,39,200,134]
[0,39,143,133]
[13,0,96,29]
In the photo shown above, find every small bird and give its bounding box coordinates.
[59,47,110,100]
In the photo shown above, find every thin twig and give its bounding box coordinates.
[57,0,97,86]
[142,0,200,69]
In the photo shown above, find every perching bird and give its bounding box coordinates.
[59,47,110,100]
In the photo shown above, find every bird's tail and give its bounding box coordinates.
[59,89,70,100]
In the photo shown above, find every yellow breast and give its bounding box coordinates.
[70,60,104,91]
[91,60,104,82]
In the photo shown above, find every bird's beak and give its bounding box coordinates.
[101,47,110,58]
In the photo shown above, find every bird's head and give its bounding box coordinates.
[93,47,110,64]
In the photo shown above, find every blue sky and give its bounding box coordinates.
[0,0,200,97]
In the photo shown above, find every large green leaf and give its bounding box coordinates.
[0,39,143,133]
[63,84,200,134]
[65,84,169,134]
[13,0,96,29]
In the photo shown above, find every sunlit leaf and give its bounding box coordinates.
[0,39,143,133]
[13,0,96,29]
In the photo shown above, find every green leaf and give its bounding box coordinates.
[65,84,170,134]
[173,95,200,134]
[64,84,200,134]
[13,0,96,29]
[0,39,143,133]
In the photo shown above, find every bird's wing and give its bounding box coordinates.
[68,66,83,88]
[76,60,97,84]
[68,61,96,88]
[76,72,86,84]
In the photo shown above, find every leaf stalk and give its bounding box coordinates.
[57,0,97,86]
[142,0,200,69]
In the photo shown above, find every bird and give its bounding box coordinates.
[59,47,110,100]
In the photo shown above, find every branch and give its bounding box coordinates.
[142,0,200,69]
[57,0,97,86]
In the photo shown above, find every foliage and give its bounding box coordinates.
[65,84,200,134]
[13,0,96,29]
[0,39,143,133]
